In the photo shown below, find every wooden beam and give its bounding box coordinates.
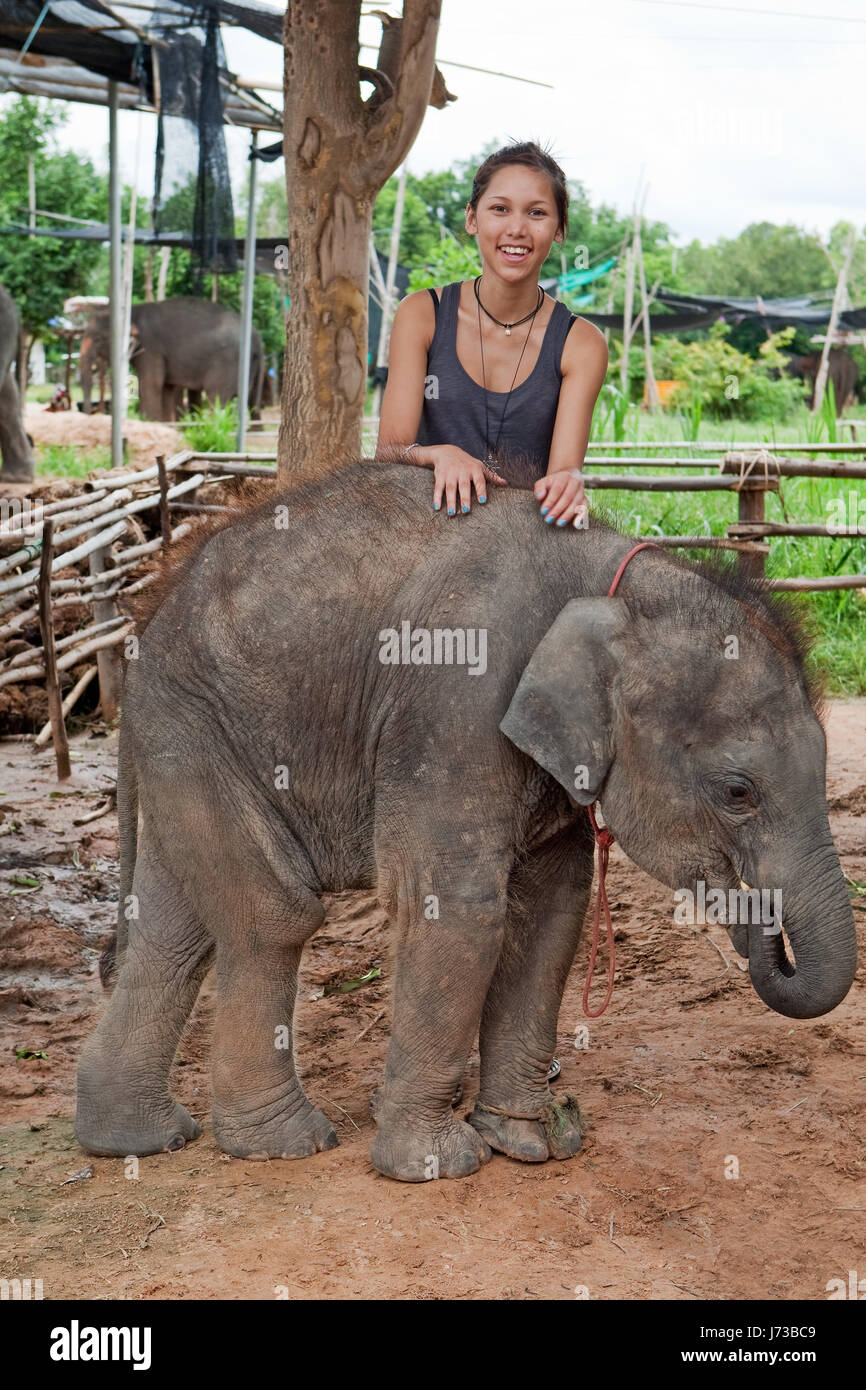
[37,520,71,781]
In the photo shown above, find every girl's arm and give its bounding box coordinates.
[376,291,430,460]
[375,290,505,513]
[534,318,609,527]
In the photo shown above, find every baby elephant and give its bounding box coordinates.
[76,462,856,1181]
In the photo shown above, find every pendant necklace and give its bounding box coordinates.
[474,275,544,466]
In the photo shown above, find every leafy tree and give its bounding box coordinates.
[678,222,834,300]
[0,97,108,381]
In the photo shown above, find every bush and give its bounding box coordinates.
[654,323,807,421]
[179,400,238,453]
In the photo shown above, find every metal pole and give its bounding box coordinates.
[371,163,407,417]
[108,81,124,469]
[236,130,258,452]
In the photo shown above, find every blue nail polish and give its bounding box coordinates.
[541,506,548,515]
[556,517,567,527]
[462,504,469,513]
[545,514,554,524]
[479,496,487,504]
[448,507,455,516]
[434,502,440,510]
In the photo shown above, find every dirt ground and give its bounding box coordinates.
[0,704,864,1302]
[23,403,183,472]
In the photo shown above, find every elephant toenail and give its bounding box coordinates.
[164,1134,186,1152]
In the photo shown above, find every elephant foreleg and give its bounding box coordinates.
[468,820,594,1163]
[371,800,513,1181]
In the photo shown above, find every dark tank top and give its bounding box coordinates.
[416,281,577,482]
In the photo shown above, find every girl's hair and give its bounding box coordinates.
[469,140,569,239]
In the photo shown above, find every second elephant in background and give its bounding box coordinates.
[80,297,265,421]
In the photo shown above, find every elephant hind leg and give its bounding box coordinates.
[75,833,212,1157]
[209,879,338,1160]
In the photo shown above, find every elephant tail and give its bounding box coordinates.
[100,711,138,989]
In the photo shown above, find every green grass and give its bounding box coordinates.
[586,408,866,695]
[35,444,111,479]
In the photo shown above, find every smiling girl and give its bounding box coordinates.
[376,141,608,526]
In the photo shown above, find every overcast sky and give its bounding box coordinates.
[11,0,866,247]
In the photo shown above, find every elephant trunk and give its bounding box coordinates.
[747,835,857,1020]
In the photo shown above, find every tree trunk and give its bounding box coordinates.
[279,0,442,483]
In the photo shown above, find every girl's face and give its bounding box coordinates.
[465,164,563,281]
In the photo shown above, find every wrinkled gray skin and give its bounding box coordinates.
[0,285,35,481]
[80,299,263,420]
[75,462,857,1181]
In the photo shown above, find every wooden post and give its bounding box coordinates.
[737,484,767,580]
[156,455,172,547]
[88,544,121,720]
[37,520,71,780]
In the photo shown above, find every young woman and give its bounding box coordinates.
[376,140,609,526]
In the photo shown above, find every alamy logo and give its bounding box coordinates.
[378,621,487,675]
[1,1277,43,1299]
[673,880,782,928]
[826,1270,866,1299]
[50,1320,152,1370]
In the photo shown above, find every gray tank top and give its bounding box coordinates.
[416,281,577,483]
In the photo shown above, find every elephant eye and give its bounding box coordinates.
[723,777,756,809]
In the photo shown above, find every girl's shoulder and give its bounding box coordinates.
[561,314,609,375]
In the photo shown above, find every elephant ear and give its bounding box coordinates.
[499,597,627,806]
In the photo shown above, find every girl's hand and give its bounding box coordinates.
[429,445,507,515]
[534,468,588,529]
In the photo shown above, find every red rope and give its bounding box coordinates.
[582,542,661,1017]
[582,802,617,1017]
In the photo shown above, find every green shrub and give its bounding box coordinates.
[179,399,238,453]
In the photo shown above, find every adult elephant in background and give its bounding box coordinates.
[786,349,859,414]
[80,298,264,421]
[0,285,35,482]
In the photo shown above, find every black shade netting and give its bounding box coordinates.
[151,4,237,290]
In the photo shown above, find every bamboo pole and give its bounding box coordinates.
[34,666,97,748]
[581,476,778,492]
[0,473,204,603]
[620,241,635,395]
[88,544,121,719]
[768,575,866,591]
[585,441,866,453]
[2,616,127,675]
[812,228,857,413]
[634,222,660,411]
[36,520,71,781]
[0,624,134,689]
[156,455,171,547]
